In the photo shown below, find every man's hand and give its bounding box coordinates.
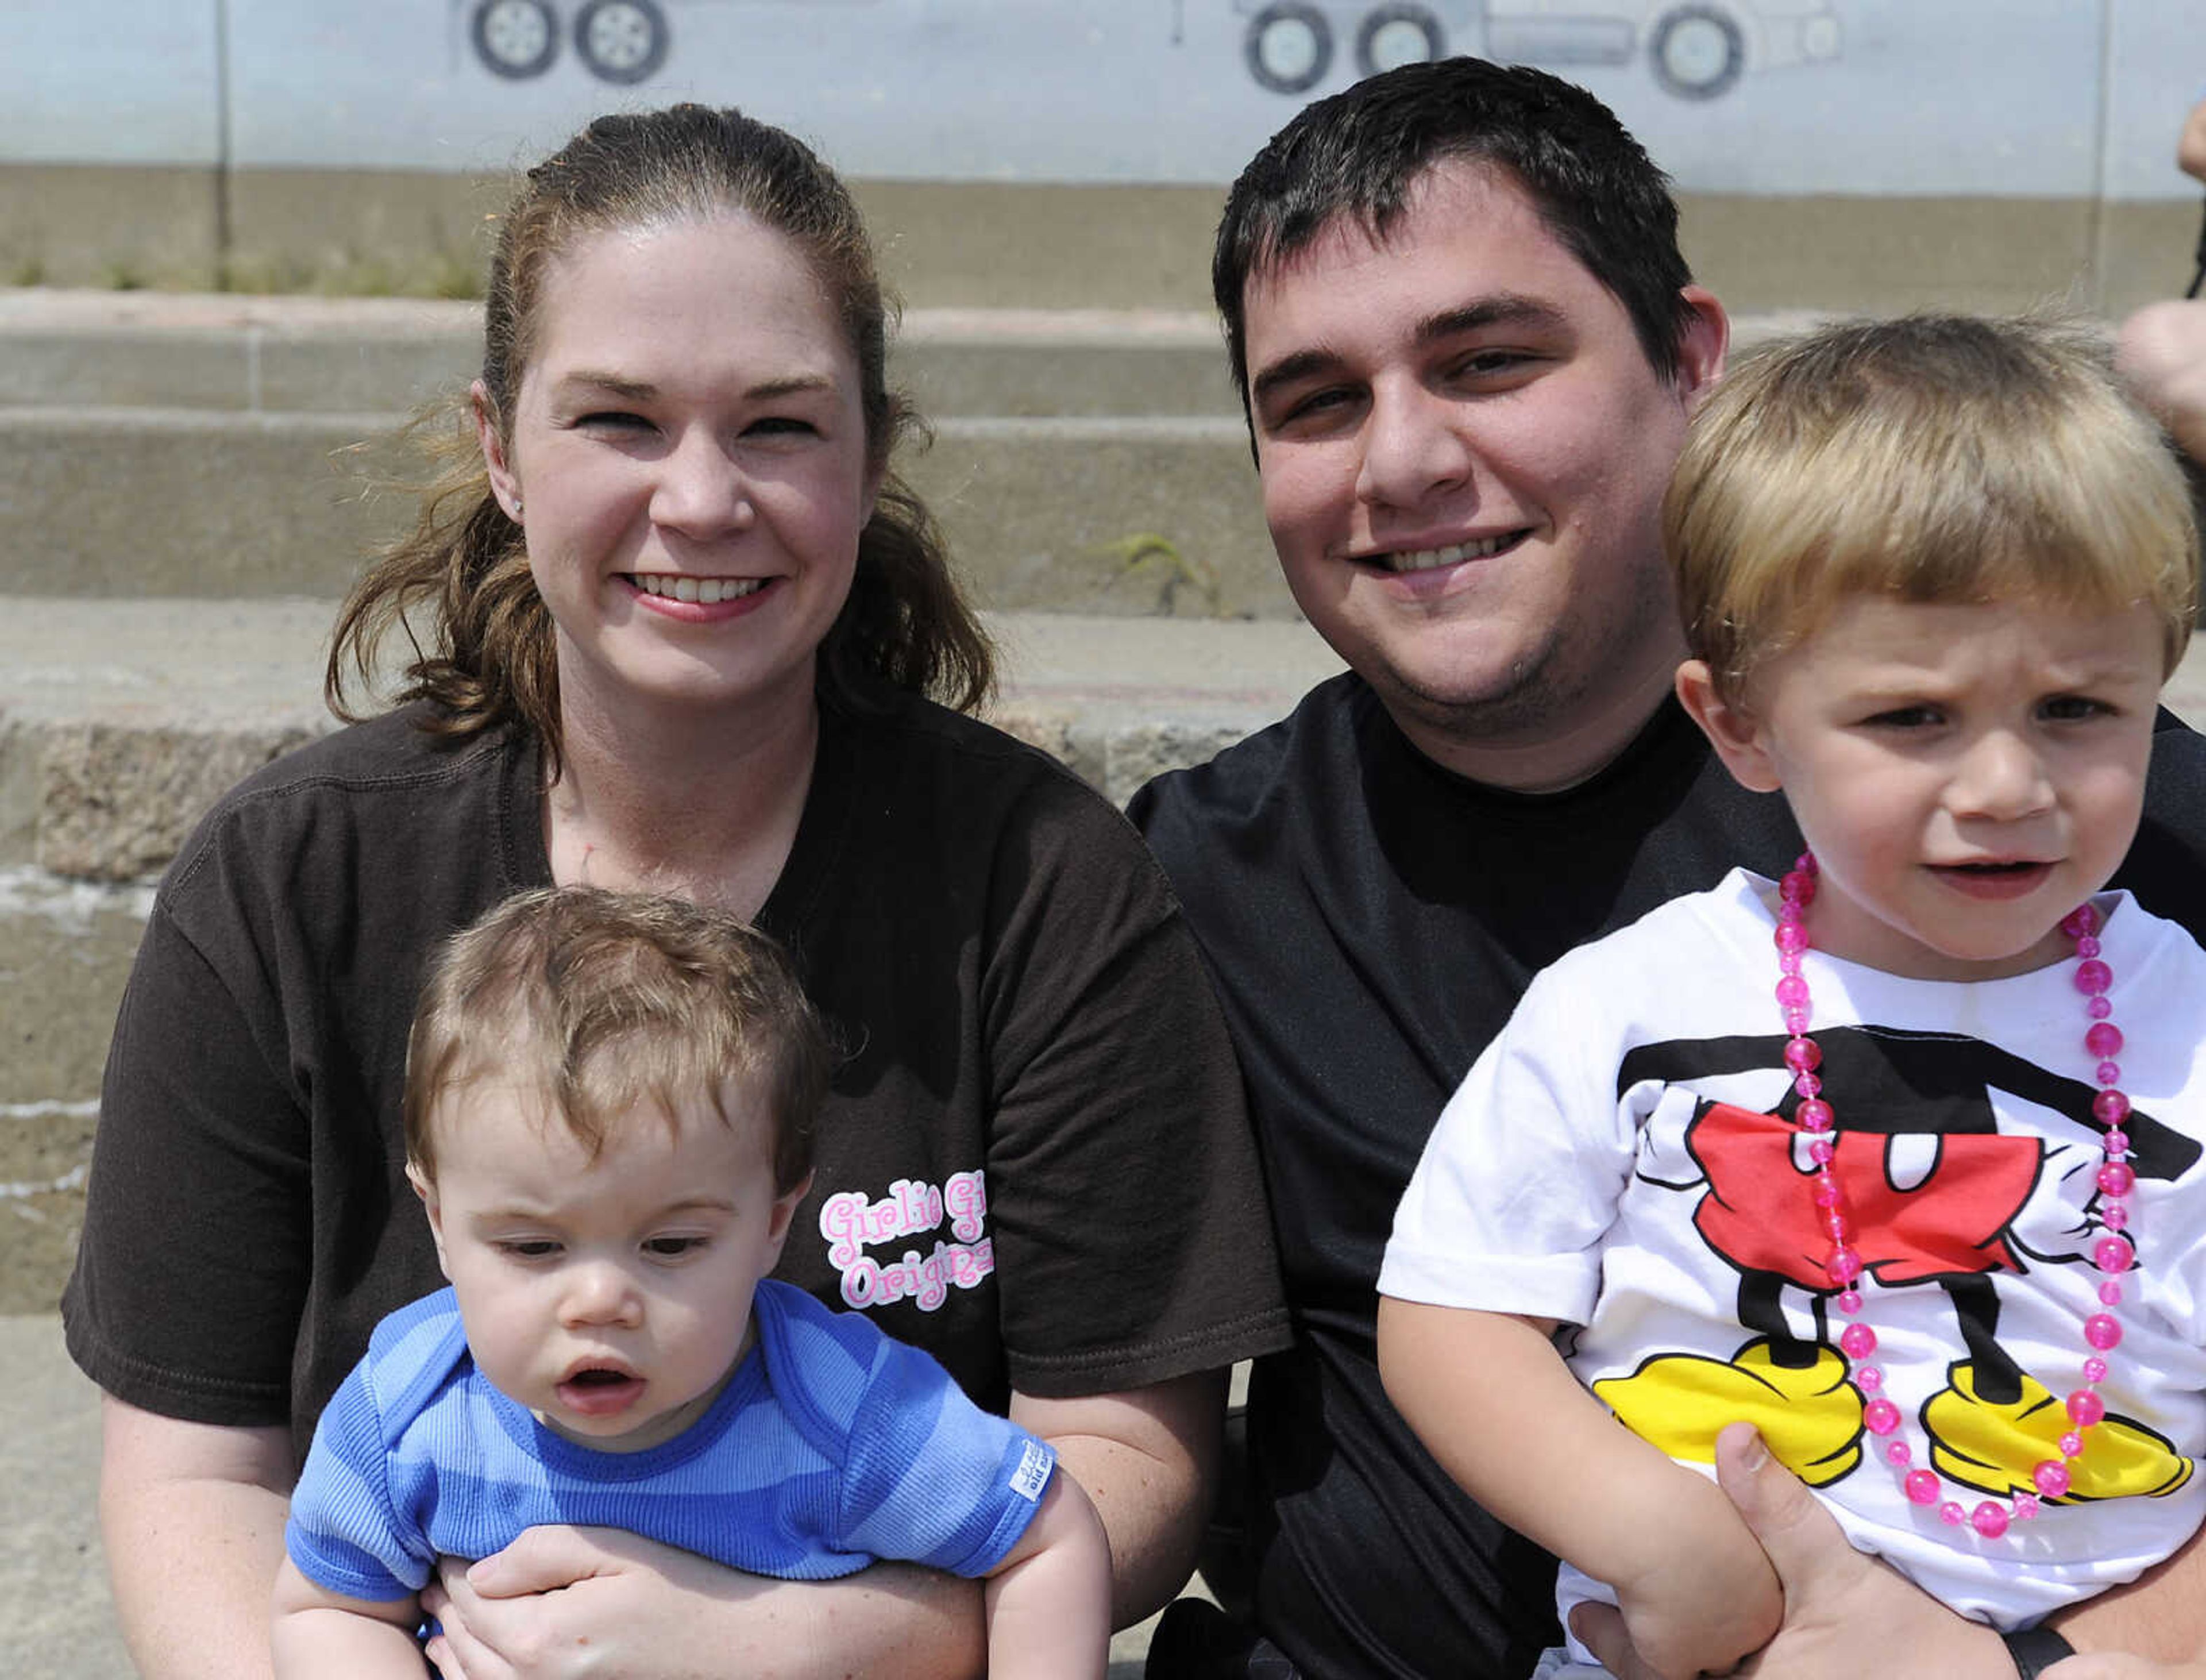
[1576,1424,2016,1680]
[1714,1423,2014,1679]
[421,1525,985,1680]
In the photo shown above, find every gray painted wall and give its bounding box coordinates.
[7,1,2204,196]
[4,2,2203,310]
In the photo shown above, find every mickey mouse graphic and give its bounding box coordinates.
[1588,1025,2198,1502]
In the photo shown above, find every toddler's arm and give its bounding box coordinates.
[271,1557,426,1679]
[982,1468,1112,1680]
[1377,1297,1781,1680]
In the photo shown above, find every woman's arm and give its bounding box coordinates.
[98,1397,294,1680]
[1011,1367,1225,1627]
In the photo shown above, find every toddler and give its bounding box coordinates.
[1376,315,2206,1680]
[273,886,1109,1678]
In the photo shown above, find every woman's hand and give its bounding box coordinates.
[1573,1423,2015,1680]
[421,1526,985,1680]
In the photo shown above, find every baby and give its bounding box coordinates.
[273,885,1109,1678]
[1376,314,2206,1680]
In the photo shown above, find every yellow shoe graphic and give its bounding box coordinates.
[1925,1363,2193,1502]
[1594,1339,1864,1487]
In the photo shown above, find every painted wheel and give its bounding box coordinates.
[574,0,669,83]
[1244,2,1333,95]
[1355,4,1445,78]
[470,0,558,78]
[1650,4,1745,100]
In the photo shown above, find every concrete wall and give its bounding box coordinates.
[5,0,2205,310]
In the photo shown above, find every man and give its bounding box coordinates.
[1133,57,2206,1680]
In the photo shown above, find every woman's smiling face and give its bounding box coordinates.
[479,213,881,730]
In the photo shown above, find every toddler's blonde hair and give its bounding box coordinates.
[1667,313,2199,702]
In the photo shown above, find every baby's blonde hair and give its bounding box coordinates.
[1667,313,2199,702]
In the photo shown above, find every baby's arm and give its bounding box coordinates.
[1377,1297,1781,1680]
[981,1469,1112,1680]
[270,1557,425,1679]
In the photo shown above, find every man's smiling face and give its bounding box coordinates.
[1241,160,1723,773]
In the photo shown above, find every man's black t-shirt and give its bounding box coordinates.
[1131,673,2206,1680]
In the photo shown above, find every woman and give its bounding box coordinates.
[63,105,1286,1679]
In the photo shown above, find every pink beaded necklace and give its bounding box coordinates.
[1771,853,2138,1539]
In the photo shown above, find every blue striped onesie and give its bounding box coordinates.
[285,1278,1056,1601]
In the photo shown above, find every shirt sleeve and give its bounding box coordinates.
[283,1358,430,1602]
[63,887,310,1427]
[1380,952,1638,1325]
[836,1326,1058,1578]
[978,781,1289,1397]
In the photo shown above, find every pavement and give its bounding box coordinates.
[3,1314,117,1677]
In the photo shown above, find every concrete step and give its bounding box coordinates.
[0,405,1287,615]
[0,599,1344,878]
[0,290,1239,419]
[0,291,1274,611]
[0,288,1826,421]
[0,293,1839,614]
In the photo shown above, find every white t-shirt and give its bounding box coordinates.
[1382,869,2206,1631]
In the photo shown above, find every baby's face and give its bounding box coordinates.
[412,1076,803,1451]
[1723,595,2163,980]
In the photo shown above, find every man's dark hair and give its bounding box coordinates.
[1214,57,1700,410]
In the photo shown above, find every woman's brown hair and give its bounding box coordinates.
[326,105,992,764]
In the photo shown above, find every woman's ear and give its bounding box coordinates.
[1676,660,1783,793]
[472,379,523,523]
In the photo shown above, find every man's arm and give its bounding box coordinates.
[98,1396,295,1680]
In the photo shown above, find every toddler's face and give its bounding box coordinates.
[412,1075,805,1452]
[1702,595,2163,980]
